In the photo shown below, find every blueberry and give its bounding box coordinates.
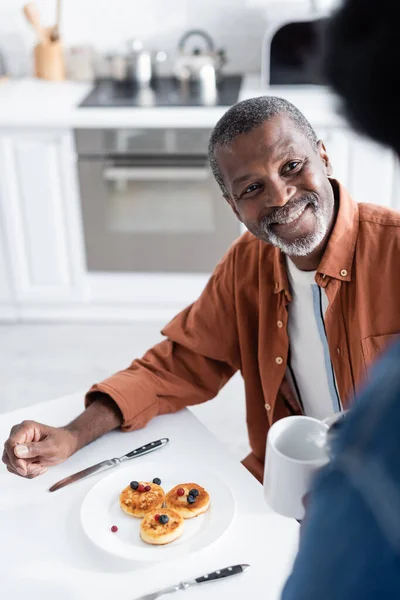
[153,477,161,485]
[187,494,196,504]
[189,488,199,497]
[130,481,139,490]
[159,514,169,524]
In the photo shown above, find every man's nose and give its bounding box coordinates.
[264,179,297,208]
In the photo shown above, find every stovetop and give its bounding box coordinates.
[79,75,242,108]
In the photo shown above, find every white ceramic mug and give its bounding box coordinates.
[264,415,330,520]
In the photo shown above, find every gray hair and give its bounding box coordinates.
[208,96,319,196]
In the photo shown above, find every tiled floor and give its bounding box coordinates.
[0,323,250,461]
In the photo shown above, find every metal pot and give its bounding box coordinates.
[127,39,168,86]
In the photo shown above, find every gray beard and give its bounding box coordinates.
[254,194,331,257]
[261,207,328,256]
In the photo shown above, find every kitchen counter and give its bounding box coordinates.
[0,74,346,129]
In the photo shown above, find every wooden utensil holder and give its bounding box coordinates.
[34,40,66,81]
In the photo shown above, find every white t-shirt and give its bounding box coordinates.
[286,258,342,421]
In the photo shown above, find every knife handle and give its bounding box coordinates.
[195,564,249,584]
[121,438,169,461]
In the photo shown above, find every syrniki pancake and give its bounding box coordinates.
[165,483,210,519]
[140,509,184,545]
[119,481,165,518]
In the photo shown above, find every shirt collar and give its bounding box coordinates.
[272,179,359,294]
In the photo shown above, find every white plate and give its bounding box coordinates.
[80,461,236,561]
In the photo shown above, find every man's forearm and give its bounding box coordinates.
[65,393,123,453]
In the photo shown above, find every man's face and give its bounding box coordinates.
[216,115,335,256]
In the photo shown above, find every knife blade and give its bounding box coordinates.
[134,564,250,600]
[48,437,169,492]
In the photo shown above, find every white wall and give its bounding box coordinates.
[0,0,274,75]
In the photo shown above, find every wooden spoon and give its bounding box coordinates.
[23,3,48,44]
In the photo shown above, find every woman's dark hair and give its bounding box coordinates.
[324,0,400,154]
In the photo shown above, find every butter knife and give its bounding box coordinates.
[135,564,250,600]
[49,437,169,492]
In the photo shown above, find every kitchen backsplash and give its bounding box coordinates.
[0,0,274,76]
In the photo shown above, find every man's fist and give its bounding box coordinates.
[2,420,78,478]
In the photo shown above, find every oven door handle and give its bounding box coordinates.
[103,166,209,182]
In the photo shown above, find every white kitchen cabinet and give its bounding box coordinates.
[251,0,339,10]
[345,133,397,208]
[248,0,311,6]
[392,159,400,212]
[314,0,342,12]
[0,217,16,321]
[0,129,87,309]
[316,128,398,208]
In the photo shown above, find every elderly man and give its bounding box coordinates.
[3,95,400,482]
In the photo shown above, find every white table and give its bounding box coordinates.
[0,393,299,600]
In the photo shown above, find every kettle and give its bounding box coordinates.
[173,29,226,83]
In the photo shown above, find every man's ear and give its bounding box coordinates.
[224,194,242,222]
[317,140,333,177]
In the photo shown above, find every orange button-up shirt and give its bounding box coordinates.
[86,180,400,481]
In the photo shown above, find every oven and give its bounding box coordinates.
[75,128,240,273]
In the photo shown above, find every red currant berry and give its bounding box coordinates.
[138,484,145,492]
[154,514,160,521]
[111,525,118,533]
[144,485,151,492]
[177,488,185,497]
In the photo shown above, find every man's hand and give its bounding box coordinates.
[2,394,123,478]
[2,421,78,478]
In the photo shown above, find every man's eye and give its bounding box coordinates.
[244,183,261,194]
[283,161,301,174]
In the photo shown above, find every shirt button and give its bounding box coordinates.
[265,403,271,411]
[277,320,284,328]
[340,269,348,277]
[275,356,283,365]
